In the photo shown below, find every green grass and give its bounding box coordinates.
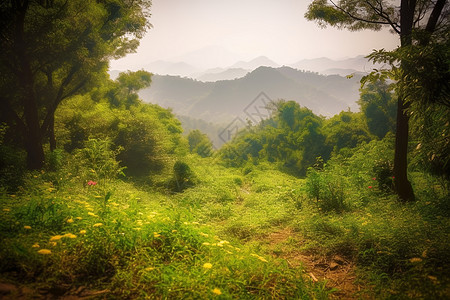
[0,154,449,299]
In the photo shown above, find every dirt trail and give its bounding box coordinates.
[267,228,366,299]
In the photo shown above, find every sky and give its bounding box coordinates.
[110,0,400,70]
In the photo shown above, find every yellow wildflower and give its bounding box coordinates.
[144,267,155,271]
[79,230,87,234]
[93,223,103,227]
[171,229,178,233]
[50,235,63,241]
[67,218,74,223]
[153,232,161,238]
[3,208,10,212]
[50,242,57,247]
[24,225,32,230]
[202,242,211,246]
[410,257,422,263]
[76,217,82,220]
[212,288,222,295]
[32,243,40,248]
[63,233,77,239]
[203,263,213,269]
[251,253,268,263]
[199,232,209,237]
[38,249,52,255]
[87,212,98,217]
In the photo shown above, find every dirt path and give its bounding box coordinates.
[267,228,366,299]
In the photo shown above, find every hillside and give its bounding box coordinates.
[139,66,363,123]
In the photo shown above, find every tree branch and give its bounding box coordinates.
[329,0,401,33]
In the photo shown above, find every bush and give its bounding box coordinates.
[168,161,197,193]
[305,167,347,213]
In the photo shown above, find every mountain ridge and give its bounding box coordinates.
[138,66,362,124]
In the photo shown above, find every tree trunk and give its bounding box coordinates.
[48,113,56,151]
[15,0,45,170]
[392,0,416,202]
[393,96,415,201]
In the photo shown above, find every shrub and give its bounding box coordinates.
[168,161,197,193]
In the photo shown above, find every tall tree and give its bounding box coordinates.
[0,0,151,170]
[305,0,449,201]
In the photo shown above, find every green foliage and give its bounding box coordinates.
[323,111,372,153]
[106,70,152,108]
[187,129,213,157]
[220,101,330,176]
[305,165,348,213]
[0,0,152,169]
[73,138,124,183]
[358,80,397,139]
[56,92,184,178]
[168,161,197,193]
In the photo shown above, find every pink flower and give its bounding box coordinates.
[368,186,373,189]
[372,177,376,180]
[87,180,97,186]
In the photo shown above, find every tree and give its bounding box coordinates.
[0,0,151,170]
[187,129,214,158]
[358,80,397,139]
[305,0,449,202]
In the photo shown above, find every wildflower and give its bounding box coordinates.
[38,249,52,255]
[67,218,74,223]
[251,253,268,262]
[24,225,31,230]
[50,235,63,241]
[79,230,87,234]
[87,212,98,217]
[76,217,82,220]
[153,232,161,238]
[172,229,178,233]
[87,180,97,186]
[63,233,77,239]
[3,208,10,212]
[202,242,211,246]
[212,288,222,295]
[203,262,213,269]
[93,223,103,227]
[32,243,40,248]
[199,232,209,237]
[50,242,57,247]
[410,257,422,263]
[372,177,376,180]
[144,267,155,271]
[368,186,373,189]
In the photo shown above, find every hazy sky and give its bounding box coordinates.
[111,0,400,70]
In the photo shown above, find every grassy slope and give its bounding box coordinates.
[1,155,449,299]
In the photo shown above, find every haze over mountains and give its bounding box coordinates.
[110,54,380,146]
[126,55,383,81]
[138,66,363,123]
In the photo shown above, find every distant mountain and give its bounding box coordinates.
[230,56,280,70]
[142,60,200,77]
[196,68,249,82]
[290,55,383,74]
[139,66,362,124]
